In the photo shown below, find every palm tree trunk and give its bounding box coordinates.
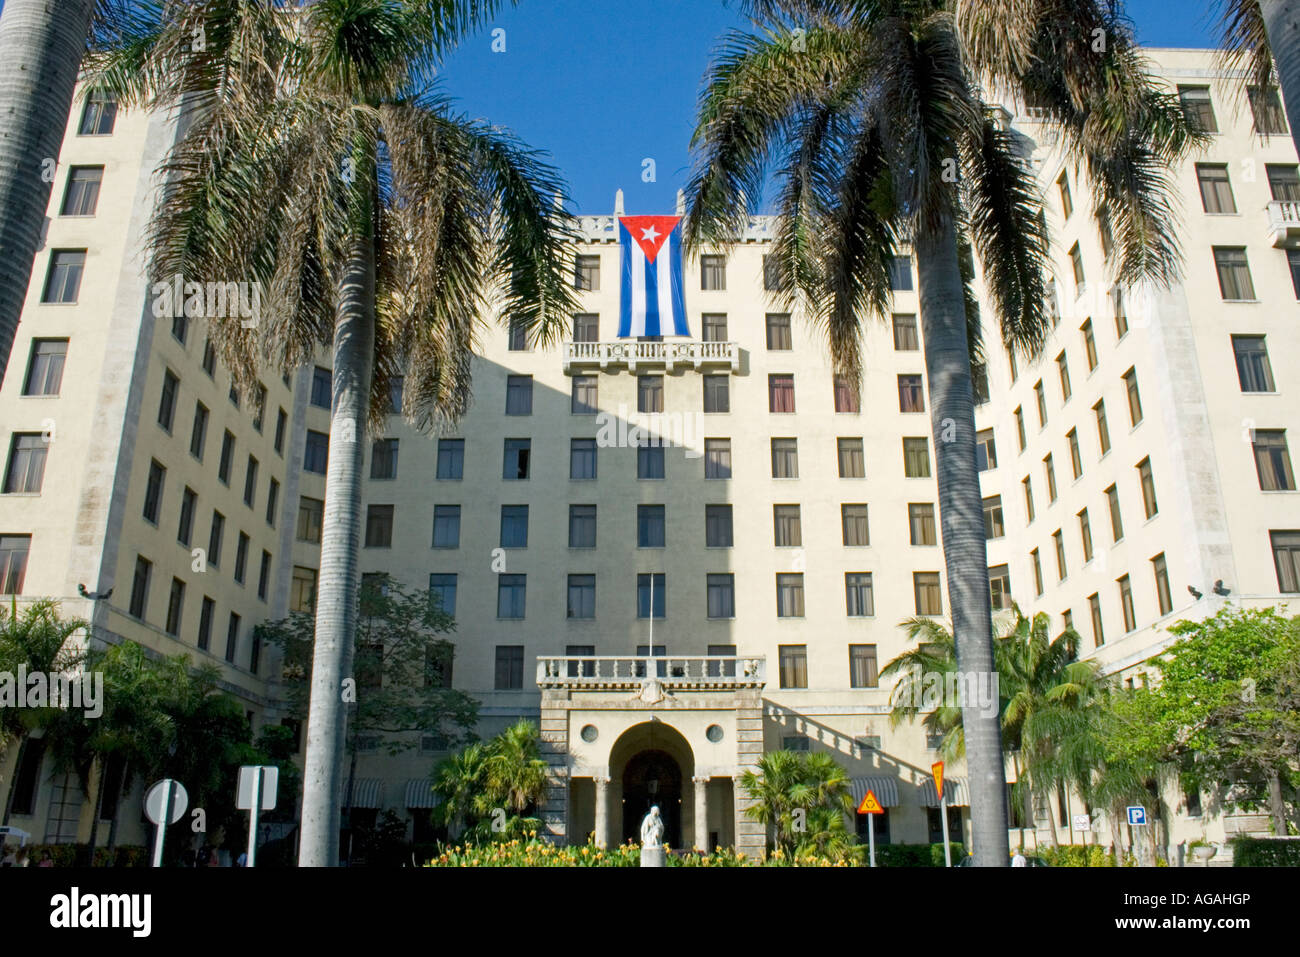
[914,218,1010,867]
[1266,771,1289,835]
[86,759,107,866]
[1,733,27,826]
[0,0,98,384]
[298,228,375,867]
[1259,0,1300,162]
[105,759,127,852]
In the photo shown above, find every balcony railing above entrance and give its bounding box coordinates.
[536,655,766,690]
[1267,200,1300,247]
[563,339,740,375]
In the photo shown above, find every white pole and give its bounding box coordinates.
[940,795,952,866]
[247,767,264,868]
[151,780,172,868]
[868,813,876,868]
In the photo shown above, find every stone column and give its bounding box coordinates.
[693,775,710,852]
[594,775,611,849]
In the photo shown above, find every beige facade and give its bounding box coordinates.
[1,48,1297,860]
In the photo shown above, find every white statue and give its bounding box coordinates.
[639,805,665,849]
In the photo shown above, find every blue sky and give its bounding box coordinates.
[436,0,1224,214]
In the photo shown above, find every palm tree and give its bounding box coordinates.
[686,0,1200,865]
[0,599,88,826]
[84,1,577,866]
[431,742,489,839]
[1217,0,1300,161]
[738,749,853,858]
[481,720,549,817]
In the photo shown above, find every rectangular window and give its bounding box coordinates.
[387,376,404,415]
[208,511,225,568]
[507,318,529,351]
[1030,548,1044,596]
[1138,457,1160,517]
[701,313,727,342]
[575,254,600,291]
[1178,85,1217,133]
[503,439,531,480]
[903,437,930,478]
[892,314,919,350]
[1023,475,1035,523]
[274,408,287,455]
[365,504,394,548]
[129,555,151,619]
[898,374,925,413]
[1289,249,1300,299]
[296,496,323,544]
[61,165,103,216]
[1054,529,1067,580]
[889,256,913,291]
[252,384,266,433]
[1079,508,1094,562]
[1268,164,1300,201]
[841,504,869,546]
[763,254,785,291]
[972,363,990,406]
[1214,247,1255,300]
[570,438,597,479]
[1082,320,1098,371]
[833,375,859,413]
[638,444,665,479]
[567,574,596,619]
[1114,287,1129,339]
[1253,430,1296,491]
[766,313,792,350]
[1196,163,1236,213]
[556,502,594,549]
[1034,379,1048,428]
[638,375,664,413]
[432,505,461,548]
[989,564,1012,610]
[637,573,666,619]
[310,367,332,408]
[1068,429,1083,479]
[1009,350,1018,383]
[1015,406,1026,451]
[304,430,328,474]
[178,487,197,546]
[1094,400,1111,455]
[1119,575,1136,632]
[771,438,799,478]
[3,434,48,494]
[22,339,67,395]
[1248,85,1289,134]
[41,250,85,303]
[1233,336,1275,392]
[257,550,271,600]
[437,438,465,479]
[290,567,316,613]
[568,375,599,414]
[78,91,117,135]
[707,573,735,619]
[1044,454,1058,503]
[1069,243,1085,292]
[910,503,937,546]
[142,459,165,522]
[217,430,235,484]
[197,595,215,649]
[768,374,795,413]
[429,573,457,617]
[706,504,733,547]
[773,505,802,547]
[1057,172,1073,219]
[243,456,259,508]
[497,574,526,619]
[189,401,209,460]
[778,645,808,688]
[845,573,874,618]
[234,532,249,584]
[1057,351,1072,401]
[0,535,30,593]
[976,428,997,472]
[1152,553,1172,616]
[849,644,878,688]
[983,495,1004,540]
[572,313,599,342]
[705,438,731,479]
[837,438,865,478]
[202,339,216,377]
[1271,531,1300,592]
[1106,484,1123,542]
[370,438,398,480]
[1123,368,1143,426]
[702,374,730,414]
[157,369,180,433]
[637,504,666,548]
[914,572,942,615]
[701,255,726,290]
[776,574,804,618]
[505,375,533,415]
[494,646,525,690]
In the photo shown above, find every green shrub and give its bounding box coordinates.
[1231,837,1300,867]
[1040,844,1120,867]
[872,843,963,867]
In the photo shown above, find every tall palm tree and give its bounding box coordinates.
[738,749,852,858]
[1217,0,1300,161]
[686,0,1201,865]
[431,742,490,839]
[84,1,577,866]
[481,719,549,817]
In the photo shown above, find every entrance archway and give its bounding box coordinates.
[621,750,682,847]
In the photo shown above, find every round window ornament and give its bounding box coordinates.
[705,724,724,743]
[580,724,599,743]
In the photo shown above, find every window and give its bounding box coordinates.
[218,430,235,484]
[1270,531,1300,592]
[129,556,151,619]
[365,505,394,548]
[637,573,666,619]
[638,375,664,413]
[497,574,526,619]
[0,536,30,593]
[833,376,859,413]
[778,645,808,688]
[1081,320,1098,371]
[310,367,332,408]
[61,166,103,216]
[838,438,865,478]
[1106,484,1123,541]
[507,318,529,351]
[1196,164,1236,213]
[768,374,795,413]
[243,456,259,507]
[1079,508,1094,562]
[1057,172,1073,219]
[257,551,271,601]
[976,429,997,471]
[1178,85,1217,132]
[1094,400,1111,455]
[893,314,919,350]
[1152,554,1172,615]
[563,375,597,415]
[776,574,804,618]
[771,438,799,478]
[706,504,733,547]
[1053,529,1067,580]
[505,376,533,415]
[265,478,279,527]
[983,496,1004,540]
[842,504,869,546]
[1057,352,1072,401]
[845,574,874,618]
[178,487,197,546]
[1214,247,1255,300]
[844,645,879,689]
[903,437,930,478]
[567,575,595,619]
[1248,85,1288,134]
[1044,454,1058,503]
[1099,209,1115,259]
[638,444,664,479]
[766,313,792,350]
[495,646,525,690]
[1118,575,1136,632]
[153,371,180,435]
[1069,243,1085,292]
[208,511,225,567]
[773,505,801,547]
[270,409,286,458]
[701,313,727,342]
[1008,350,1018,383]
[989,564,1012,610]
[1253,430,1296,491]
[707,574,735,619]
[1122,368,1144,426]
[1014,407,1026,452]
[1114,287,1129,339]
[1034,379,1048,428]
[234,532,249,584]
[702,374,730,414]
[1268,164,1300,201]
[1031,548,1044,596]
[1022,475,1035,523]
[369,438,398,480]
[572,313,599,342]
[428,574,457,617]
[1232,336,1275,392]
[889,256,913,291]
[141,459,165,522]
[705,439,731,479]
[185,401,209,461]
[568,504,596,548]
[290,567,316,613]
[914,572,942,615]
[575,254,600,291]
[170,312,189,346]
[78,91,118,135]
[637,505,666,548]
[437,438,465,479]
[910,503,937,546]
[503,439,531,479]
[701,255,726,290]
[1290,250,1300,300]
[1138,458,1159,518]
[202,339,216,377]
[304,430,328,474]
[194,595,215,649]
[3,434,47,494]
[252,384,267,433]
[296,496,323,543]
[1068,429,1083,479]
[39,249,83,304]
[22,339,67,395]
[570,438,597,479]
[972,362,990,406]
[898,374,925,413]
[432,505,461,548]
[763,254,786,291]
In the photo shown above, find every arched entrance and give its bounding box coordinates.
[621,750,682,847]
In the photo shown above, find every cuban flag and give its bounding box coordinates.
[618,215,690,338]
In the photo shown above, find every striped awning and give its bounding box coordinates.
[848,776,900,808]
[405,779,441,809]
[919,777,970,807]
[339,778,385,809]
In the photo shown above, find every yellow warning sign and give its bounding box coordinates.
[858,789,884,814]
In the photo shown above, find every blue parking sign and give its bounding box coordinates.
[1127,805,1147,826]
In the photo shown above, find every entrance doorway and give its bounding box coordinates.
[621,750,682,848]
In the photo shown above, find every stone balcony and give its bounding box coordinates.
[536,655,766,691]
[1267,200,1300,247]
[562,339,740,375]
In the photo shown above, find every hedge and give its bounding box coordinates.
[20,844,149,867]
[873,843,966,867]
[1231,837,1300,867]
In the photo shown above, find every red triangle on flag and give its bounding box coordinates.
[620,215,679,264]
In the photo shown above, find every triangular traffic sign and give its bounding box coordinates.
[858,789,884,814]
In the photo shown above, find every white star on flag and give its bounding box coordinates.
[640,225,660,243]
